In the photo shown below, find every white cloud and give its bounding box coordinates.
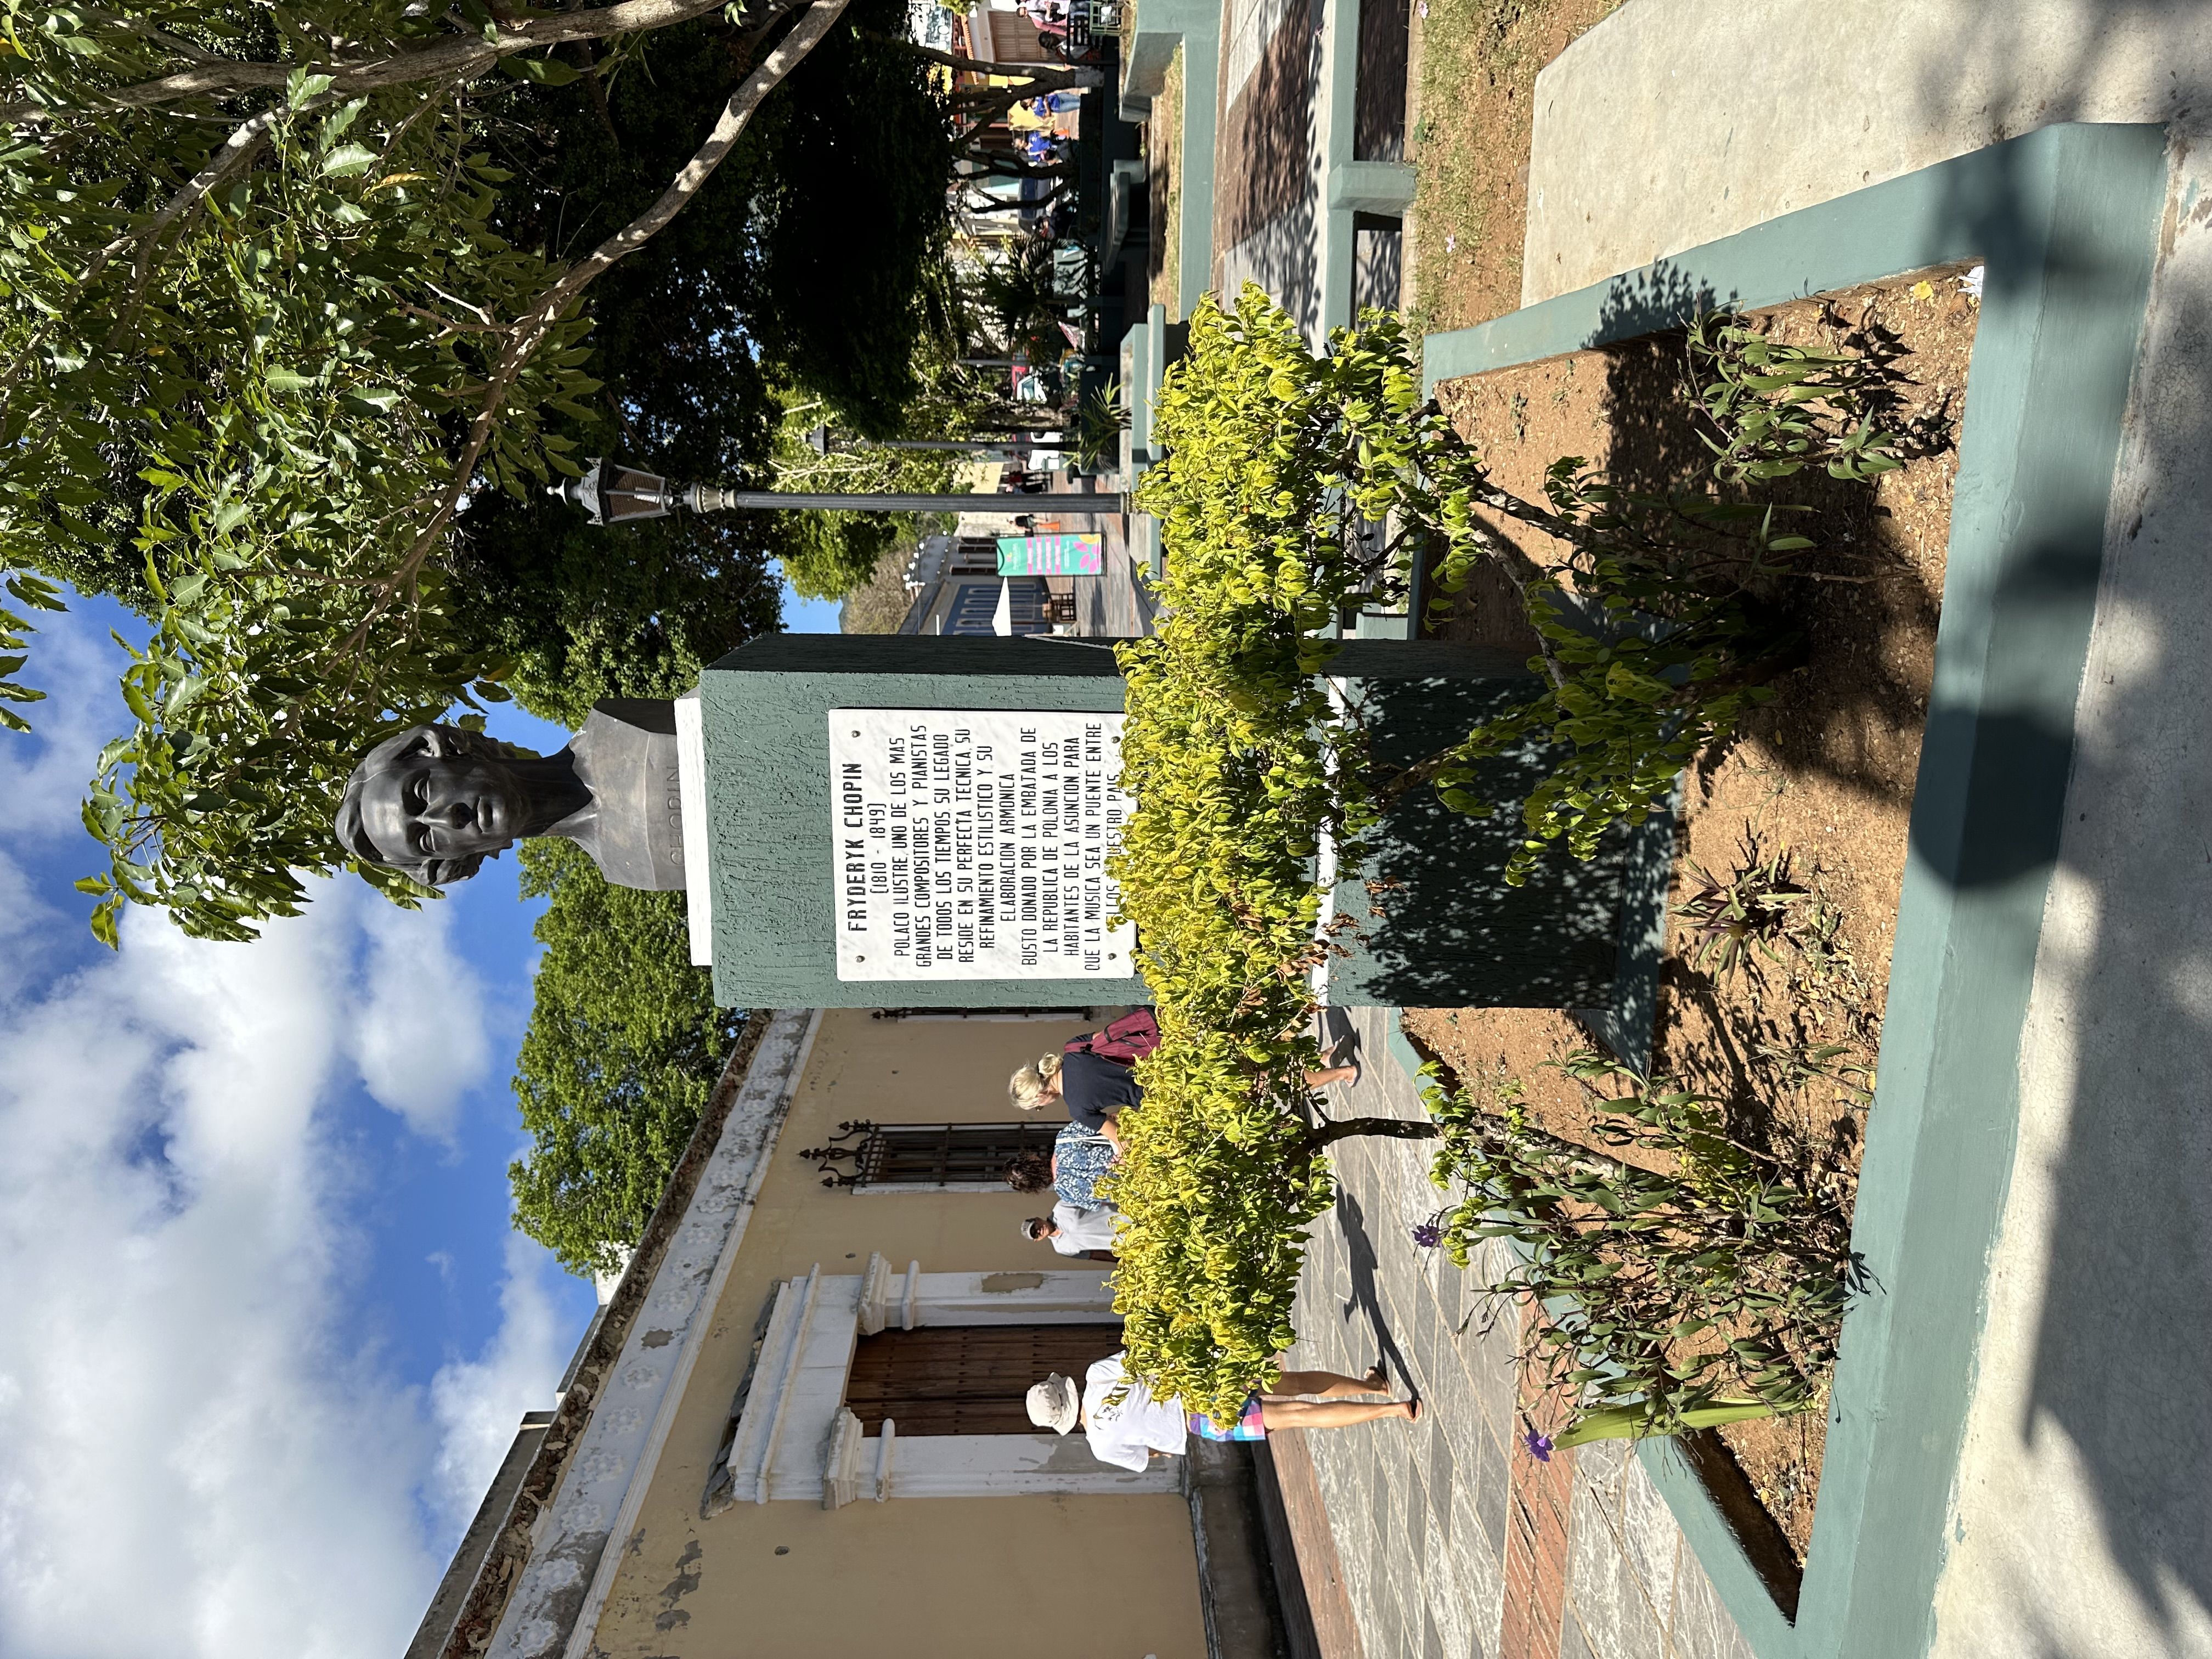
[0,593,574,1659]
[349,895,493,1141]
[0,848,62,994]
[427,1235,575,1534]
[0,892,568,1659]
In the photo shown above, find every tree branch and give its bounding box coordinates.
[81,104,282,296]
[960,187,1069,215]
[1466,477,1602,554]
[2,0,748,127]
[381,0,853,597]
[396,301,512,337]
[1456,519,1571,690]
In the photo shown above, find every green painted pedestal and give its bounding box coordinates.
[696,634,1627,1010]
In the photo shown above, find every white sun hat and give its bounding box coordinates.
[1026,1372,1079,1435]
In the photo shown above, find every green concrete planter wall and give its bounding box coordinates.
[1418,122,2168,1659]
[1119,0,1218,324]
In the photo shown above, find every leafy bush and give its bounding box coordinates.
[1425,309,1905,885]
[1422,1053,1857,1441]
[1687,311,1903,485]
[1111,290,1487,1418]
[1108,287,1899,1424]
[1675,840,1807,974]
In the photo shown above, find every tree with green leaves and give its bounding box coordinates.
[507,838,744,1277]
[440,0,962,719]
[0,0,884,944]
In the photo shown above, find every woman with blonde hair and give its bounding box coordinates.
[1012,1018,1358,1152]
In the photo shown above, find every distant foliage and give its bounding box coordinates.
[452,0,962,686]
[765,399,956,601]
[509,839,743,1277]
[749,0,957,434]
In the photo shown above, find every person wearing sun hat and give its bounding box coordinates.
[1028,1351,1420,1472]
[1026,1353,1187,1471]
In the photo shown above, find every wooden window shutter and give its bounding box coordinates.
[843,1325,1125,1435]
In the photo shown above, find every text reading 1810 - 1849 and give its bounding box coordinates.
[829,708,1135,981]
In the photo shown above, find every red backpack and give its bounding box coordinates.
[1064,1008,1160,1067]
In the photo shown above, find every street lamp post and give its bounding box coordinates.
[803,426,1073,457]
[554,459,1125,524]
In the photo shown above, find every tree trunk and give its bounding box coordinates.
[1300,1116,1441,1154]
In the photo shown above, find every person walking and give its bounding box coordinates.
[1026,1351,1419,1471]
[1011,1010,1359,1150]
[1022,1202,1119,1260]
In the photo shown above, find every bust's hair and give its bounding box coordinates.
[1009,1052,1063,1110]
[332,722,510,887]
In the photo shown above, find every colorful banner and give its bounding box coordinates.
[996,533,1103,575]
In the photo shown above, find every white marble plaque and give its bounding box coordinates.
[829,709,1135,980]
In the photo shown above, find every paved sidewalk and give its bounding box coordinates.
[1214,0,1324,336]
[1080,534,1158,638]
[1057,475,1155,639]
[1284,1007,1753,1659]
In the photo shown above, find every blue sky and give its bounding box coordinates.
[0,580,832,1658]
[777,573,843,634]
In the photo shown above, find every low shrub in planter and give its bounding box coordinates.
[1108,286,1894,1426]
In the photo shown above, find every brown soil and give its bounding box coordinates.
[1408,0,1625,333]
[1146,46,1186,319]
[1404,267,1984,1560]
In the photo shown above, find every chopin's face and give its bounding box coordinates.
[352,730,528,866]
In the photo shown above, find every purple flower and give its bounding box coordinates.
[1523,1430,1554,1463]
[1411,1221,1443,1249]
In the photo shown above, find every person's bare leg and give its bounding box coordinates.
[1261,1398,1419,1430]
[1304,1064,1357,1090]
[1269,1367,1389,1399]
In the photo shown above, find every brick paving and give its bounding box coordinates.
[1284,1007,1756,1659]
[1500,1319,1577,1659]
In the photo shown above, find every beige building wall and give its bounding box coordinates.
[586,1009,1207,1659]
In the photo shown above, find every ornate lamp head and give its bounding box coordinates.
[551,458,681,526]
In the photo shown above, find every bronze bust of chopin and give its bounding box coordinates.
[335,698,687,890]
